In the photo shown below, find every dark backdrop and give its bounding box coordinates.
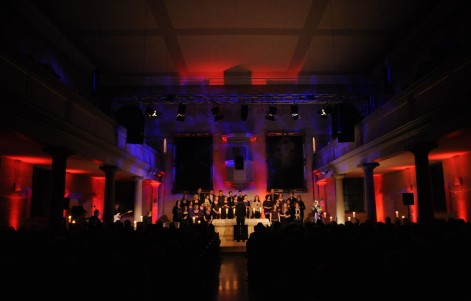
[174,135,213,193]
[266,134,306,192]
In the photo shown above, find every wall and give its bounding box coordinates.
[0,157,33,229]
[442,152,471,221]
[152,103,325,219]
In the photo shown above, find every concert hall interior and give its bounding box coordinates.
[1,0,470,299]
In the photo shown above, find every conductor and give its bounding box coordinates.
[234,195,247,242]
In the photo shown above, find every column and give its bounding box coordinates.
[358,162,380,223]
[99,164,118,225]
[334,174,346,224]
[43,145,75,229]
[405,142,438,224]
[133,176,144,222]
[316,180,327,217]
[150,180,161,224]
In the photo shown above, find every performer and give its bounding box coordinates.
[251,195,262,218]
[262,194,274,219]
[88,209,103,230]
[143,210,152,225]
[234,196,247,241]
[311,200,323,222]
[227,190,236,219]
[113,202,132,223]
[217,189,226,218]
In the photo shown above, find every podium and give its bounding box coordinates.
[212,218,270,246]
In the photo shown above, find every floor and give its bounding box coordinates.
[214,244,260,301]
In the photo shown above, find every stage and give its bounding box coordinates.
[212,218,270,247]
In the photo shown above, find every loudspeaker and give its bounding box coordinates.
[235,156,244,170]
[402,193,414,205]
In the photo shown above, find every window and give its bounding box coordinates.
[343,178,364,212]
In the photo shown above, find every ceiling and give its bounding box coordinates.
[5,0,468,180]
[24,0,438,94]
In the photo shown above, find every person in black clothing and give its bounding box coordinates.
[296,195,306,220]
[227,190,236,219]
[234,195,247,241]
[88,209,103,230]
[172,199,183,222]
[143,210,152,225]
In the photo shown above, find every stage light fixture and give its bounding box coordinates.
[241,104,248,121]
[145,105,161,119]
[176,104,186,122]
[211,105,224,121]
[318,105,332,117]
[291,104,299,120]
[265,105,277,121]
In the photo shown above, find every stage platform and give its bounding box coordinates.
[213,218,270,247]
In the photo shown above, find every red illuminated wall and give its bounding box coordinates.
[0,158,33,229]
[380,167,417,222]
[442,153,471,221]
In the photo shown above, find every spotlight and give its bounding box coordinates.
[291,104,299,120]
[211,105,224,121]
[176,104,186,122]
[145,105,160,119]
[265,105,277,121]
[241,104,248,121]
[318,105,332,117]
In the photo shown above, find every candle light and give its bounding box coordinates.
[233,208,235,215]
[348,216,351,221]
[401,215,405,219]
[323,212,327,218]
[134,220,137,230]
[140,215,143,222]
[395,211,399,218]
[352,211,356,218]
[329,216,333,222]
[192,216,195,223]
[68,215,72,223]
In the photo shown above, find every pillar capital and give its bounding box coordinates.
[358,162,380,170]
[99,164,118,175]
[132,175,144,181]
[149,180,161,188]
[43,145,76,158]
[405,141,438,156]
[333,174,346,180]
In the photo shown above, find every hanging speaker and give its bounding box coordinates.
[235,156,244,170]
[402,193,414,205]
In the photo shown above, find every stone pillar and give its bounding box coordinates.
[43,145,75,229]
[358,162,380,223]
[316,180,327,216]
[405,142,438,224]
[99,164,118,225]
[334,174,346,224]
[133,176,144,222]
[150,180,161,223]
